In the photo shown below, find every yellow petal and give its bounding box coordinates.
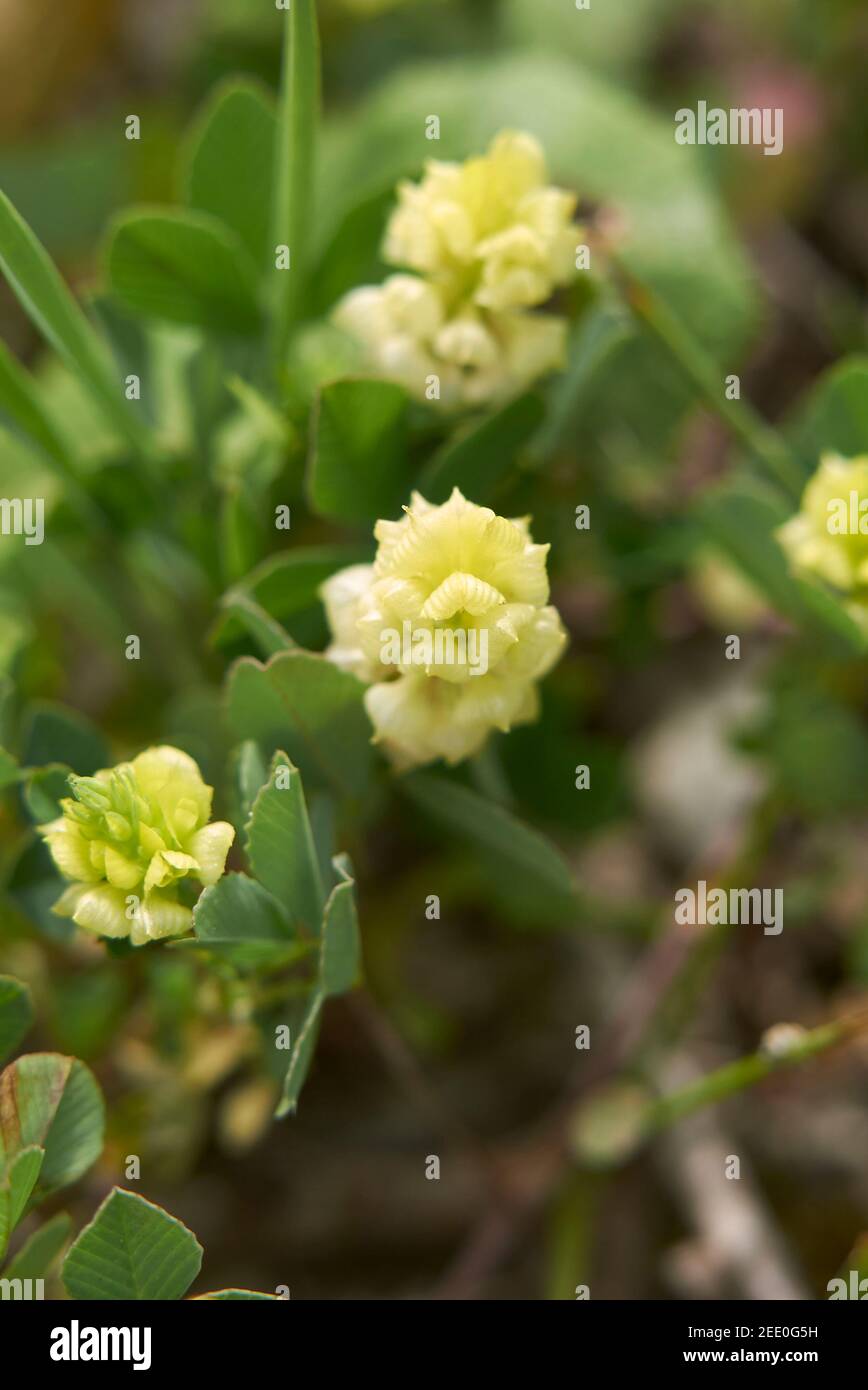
[103,845,145,891]
[52,883,89,918]
[138,823,167,857]
[420,572,506,621]
[137,892,193,942]
[70,884,131,939]
[129,745,212,825]
[188,822,235,886]
[42,826,103,883]
[144,850,198,895]
[102,845,144,889]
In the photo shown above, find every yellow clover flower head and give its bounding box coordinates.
[332,131,579,407]
[334,275,567,410]
[39,745,235,946]
[383,131,578,313]
[777,453,868,605]
[321,488,567,769]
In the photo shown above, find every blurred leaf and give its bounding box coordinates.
[501,710,628,834]
[62,1188,203,1300]
[212,545,370,648]
[90,294,154,422]
[271,0,320,357]
[836,1235,868,1283]
[232,740,269,826]
[0,189,144,450]
[764,685,868,818]
[220,591,294,657]
[48,972,128,1062]
[308,790,337,891]
[21,703,109,775]
[106,208,262,334]
[403,773,576,913]
[17,539,129,648]
[0,127,131,259]
[417,391,544,504]
[8,1147,43,1224]
[307,378,409,523]
[275,991,323,1118]
[532,300,634,460]
[0,1053,104,1198]
[183,78,277,270]
[225,376,293,460]
[22,763,72,824]
[310,186,392,316]
[226,650,374,801]
[273,856,360,1118]
[788,357,868,474]
[245,751,324,931]
[6,837,71,942]
[320,855,361,997]
[0,976,34,1065]
[0,747,22,790]
[4,1210,72,1280]
[0,337,71,466]
[0,1146,44,1259]
[502,0,668,78]
[193,872,301,971]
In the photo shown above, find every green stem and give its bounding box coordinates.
[270,0,321,369]
[616,262,804,501]
[573,1007,868,1170]
[646,795,783,1056]
[221,590,294,658]
[643,1010,868,1136]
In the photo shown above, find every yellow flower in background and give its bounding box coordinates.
[39,746,235,946]
[690,549,769,631]
[321,488,567,769]
[332,130,578,407]
[777,453,868,611]
[333,275,567,409]
[383,131,578,312]
[320,561,379,681]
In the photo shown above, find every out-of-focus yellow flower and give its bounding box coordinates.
[777,453,868,611]
[333,275,566,409]
[384,132,578,312]
[690,549,769,631]
[320,561,379,681]
[321,488,567,768]
[332,131,578,407]
[39,746,235,946]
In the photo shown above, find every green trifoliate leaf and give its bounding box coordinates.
[62,1188,203,1300]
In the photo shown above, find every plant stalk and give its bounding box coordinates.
[271,0,321,370]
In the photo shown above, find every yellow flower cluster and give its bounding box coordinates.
[334,131,579,408]
[39,746,234,945]
[321,488,567,769]
[777,453,868,619]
